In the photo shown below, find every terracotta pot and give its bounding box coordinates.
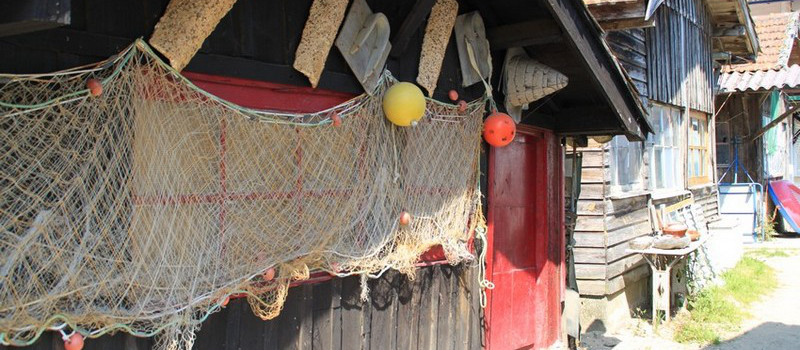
[663,223,687,238]
[687,229,701,241]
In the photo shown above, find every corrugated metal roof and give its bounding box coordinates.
[718,64,800,92]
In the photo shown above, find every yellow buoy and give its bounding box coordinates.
[382,82,426,126]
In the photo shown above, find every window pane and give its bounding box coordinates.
[648,104,683,190]
[610,135,643,190]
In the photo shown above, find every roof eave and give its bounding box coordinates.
[545,0,652,140]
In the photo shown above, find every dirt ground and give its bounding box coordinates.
[580,235,800,350]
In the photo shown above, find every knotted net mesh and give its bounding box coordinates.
[0,40,484,348]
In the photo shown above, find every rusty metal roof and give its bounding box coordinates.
[718,64,800,92]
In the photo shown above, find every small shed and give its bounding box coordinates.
[572,0,758,332]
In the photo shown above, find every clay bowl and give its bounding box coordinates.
[663,223,688,238]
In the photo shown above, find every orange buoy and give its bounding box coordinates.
[398,211,412,226]
[221,296,230,307]
[86,79,102,97]
[64,333,84,350]
[483,112,516,147]
[262,267,276,281]
[448,90,459,101]
[331,112,342,127]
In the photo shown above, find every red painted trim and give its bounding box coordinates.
[183,71,356,112]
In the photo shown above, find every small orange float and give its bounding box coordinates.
[448,90,459,101]
[86,79,102,97]
[482,112,516,147]
[331,112,342,127]
[262,267,276,281]
[398,211,412,226]
[64,333,84,350]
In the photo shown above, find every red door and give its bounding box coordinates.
[485,126,564,350]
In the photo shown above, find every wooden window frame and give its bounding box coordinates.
[688,110,712,186]
[608,135,645,195]
[647,103,684,192]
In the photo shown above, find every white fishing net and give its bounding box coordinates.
[0,40,485,348]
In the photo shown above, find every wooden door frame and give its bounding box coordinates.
[484,125,565,349]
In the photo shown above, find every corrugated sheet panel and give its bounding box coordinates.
[718,64,800,92]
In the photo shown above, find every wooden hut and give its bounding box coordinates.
[716,11,800,239]
[574,0,758,332]
[0,0,651,349]
[717,11,800,186]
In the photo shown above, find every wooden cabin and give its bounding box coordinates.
[716,11,800,238]
[573,0,758,332]
[717,11,800,186]
[0,0,652,349]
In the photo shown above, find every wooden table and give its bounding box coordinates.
[627,234,709,323]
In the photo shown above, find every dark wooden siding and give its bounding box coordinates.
[0,0,487,102]
[646,0,714,113]
[571,141,608,295]
[0,265,483,350]
[607,29,648,103]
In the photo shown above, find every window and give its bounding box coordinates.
[647,104,683,191]
[609,135,644,194]
[688,111,712,186]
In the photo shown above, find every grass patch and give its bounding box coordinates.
[747,248,793,258]
[673,256,777,344]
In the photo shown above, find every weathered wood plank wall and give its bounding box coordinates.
[573,26,652,296]
[646,0,714,113]
[607,29,648,103]
[0,0,487,102]
[0,265,483,350]
[574,0,720,298]
[572,141,608,295]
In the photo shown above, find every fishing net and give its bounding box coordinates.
[0,40,485,348]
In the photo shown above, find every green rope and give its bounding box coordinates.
[0,44,137,110]
[1,38,490,127]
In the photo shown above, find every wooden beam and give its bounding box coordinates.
[552,106,641,136]
[520,111,557,130]
[0,0,70,37]
[713,25,746,38]
[463,0,499,28]
[713,52,732,61]
[586,0,645,21]
[748,104,800,142]
[0,28,365,94]
[0,28,130,58]
[585,0,657,31]
[487,19,562,50]
[389,0,436,58]
[598,17,655,31]
[544,0,648,140]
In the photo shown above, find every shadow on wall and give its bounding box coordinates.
[703,322,800,349]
